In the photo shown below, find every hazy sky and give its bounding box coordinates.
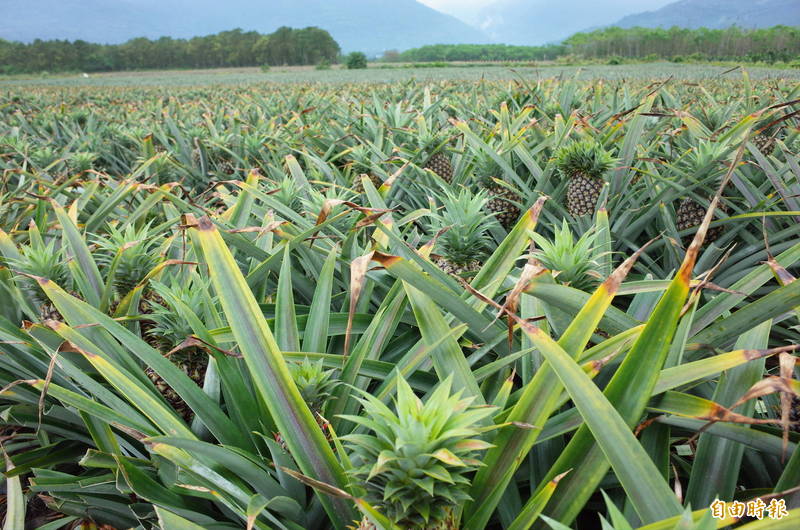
[419,0,677,25]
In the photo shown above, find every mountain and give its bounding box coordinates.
[0,0,490,53]
[612,0,800,30]
[474,0,676,45]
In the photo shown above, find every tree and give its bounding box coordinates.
[346,51,368,69]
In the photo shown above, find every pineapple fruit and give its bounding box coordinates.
[555,140,615,217]
[475,154,521,230]
[532,219,601,292]
[675,198,727,244]
[424,151,454,184]
[342,375,494,530]
[430,189,498,280]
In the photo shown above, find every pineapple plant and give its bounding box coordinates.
[429,189,498,279]
[474,153,521,230]
[342,375,494,530]
[532,219,601,291]
[554,139,615,217]
[144,279,215,422]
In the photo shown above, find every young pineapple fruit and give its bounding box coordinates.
[343,375,494,530]
[674,141,730,244]
[274,358,340,451]
[401,116,454,183]
[475,154,521,230]
[752,123,781,157]
[555,140,615,217]
[430,189,498,280]
[532,220,601,292]
[7,230,70,321]
[424,151,454,184]
[145,280,213,422]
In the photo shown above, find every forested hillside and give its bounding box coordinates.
[0,27,340,74]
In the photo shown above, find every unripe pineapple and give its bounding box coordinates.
[429,189,498,280]
[675,198,727,244]
[352,173,384,194]
[475,154,521,230]
[751,121,783,157]
[342,375,494,530]
[674,140,730,244]
[424,152,454,184]
[555,140,615,217]
[532,220,601,292]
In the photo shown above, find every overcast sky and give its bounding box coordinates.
[419,0,677,26]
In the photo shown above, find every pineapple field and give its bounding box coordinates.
[1,71,800,529]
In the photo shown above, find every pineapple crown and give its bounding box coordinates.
[301,186,356,230]
[271,177,303,214]
[474,152,505,183]
[68,151,97,172]
[341,375,495,529]
[30,146,61,169]
[288,357,339,413]
[554,139,615,180]
[147,277,216,351]
[688,140,728,178]
[7,235,70,308]
[96,223,161,298]
[430,188,498,266]
[532,219,602,292]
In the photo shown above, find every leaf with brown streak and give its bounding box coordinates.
[344,252,374,356]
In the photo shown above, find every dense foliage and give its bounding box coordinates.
[1,74,800,529]
[346,52,368,70]
[394,25,800,65]
[0,26,341,74]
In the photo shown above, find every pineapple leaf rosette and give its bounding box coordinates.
[341,375,495,529]
[430,188,499,279]
[532,219,602,292]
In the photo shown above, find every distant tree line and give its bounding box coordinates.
[0,27,340,74]
[390,25,800,64]
[566,25,800,63]
[393,43,567,63]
